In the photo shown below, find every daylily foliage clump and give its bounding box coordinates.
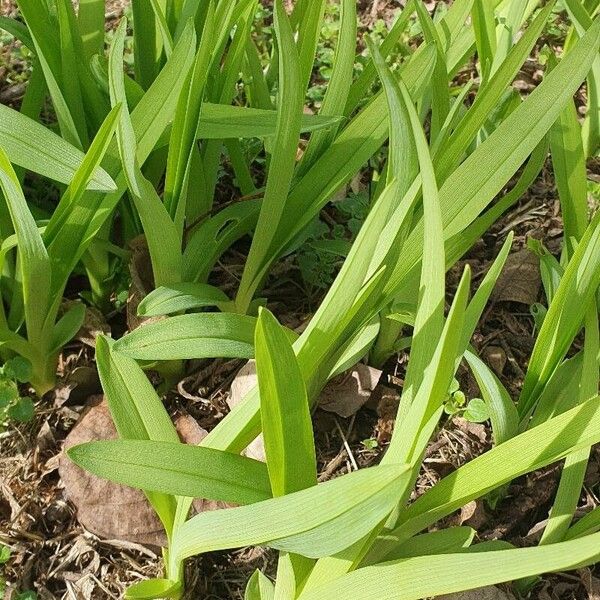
[0,0,599,597]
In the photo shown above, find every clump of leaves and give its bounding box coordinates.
[0,357,34,427]
[68,6,600,595]
[297,192,368,292]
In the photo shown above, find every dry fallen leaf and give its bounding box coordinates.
[53,366,101,407]
[228,361,383,460]
[459,500,488,529]
[491,248,540,305]
[453,417,488,444]
[374,385,401,444]
[59,397,225,547]
[227,361,266,462]
[580,567,600,600]
[74,305,111,347]
[482,345,507,376]
[318,364,382,418]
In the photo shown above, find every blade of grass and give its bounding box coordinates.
[235,0,304,312]
[518,211,600,419]
[108,19,182,286]
[78,0,105,58]
[471,0,497,83]
[549,85,588,260]
[68,439,272,504]
[255,308,317,496]
[95,336,178,535]
[163,2,216,227]
[113,313,257,360]
[299,532,600,600]
[297,0,356,174]
[0,148,51,350]
[414,0,450,141]
[0,104,115,190]
[372,395,600,557]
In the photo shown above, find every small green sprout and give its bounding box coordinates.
[0,358,35,428]
[444,378,490,424]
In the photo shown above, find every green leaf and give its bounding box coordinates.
[244,37,274,110]
[0,104,115,191]
[149,0,173,58]
[443,10,594,240]
[0,16,34,49]
[95,336,178,535]
[182,200,260,282]
[196,47,438,458]
[518,210,600,418]
[131,0,160,89]
[45,104,123,294]
[113,314,257,360]
[0,148,51,350]
[344,0,414,115]
[78,0,105,58]
[471,0,497,83]
[297,180,404,381]
[8,397,34,422]
[68,439,272,504]
[540,308,599,544]
[236,0,304,312]
[549,89,588,258]
[368,37,418,200]
[460,233,513,354]
[0,379,19,407]
[414,0,450,141]
[108,19,182,287]
[527,238,563,304]
[566,505,600,540]
[300,531,600,599]
[231,45,437,308]
[189,104,342,140]
[169,464,410,571]
[125,579,181,600]
[563,0,600,156]
[41,23,197,296]
[163,3,216,225]
[55,0,89,148]
[295,0,327,93]
[255,308,317,496]
[371,394,600,560]
[50,303,86,355]
[245,570,275,600]
[138,283,232,316]
[464,349,518,444]
[15,0,87,148]
[529,353,583,428]
[3,357,32,383]
[386,14,600,300]
[367,527,475,563]
[381,52,444,409]
[298,0,356,173]
[463,398,490,423]
[443,9,545,169]
[96,336,179,443]
[123,20,196,161]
